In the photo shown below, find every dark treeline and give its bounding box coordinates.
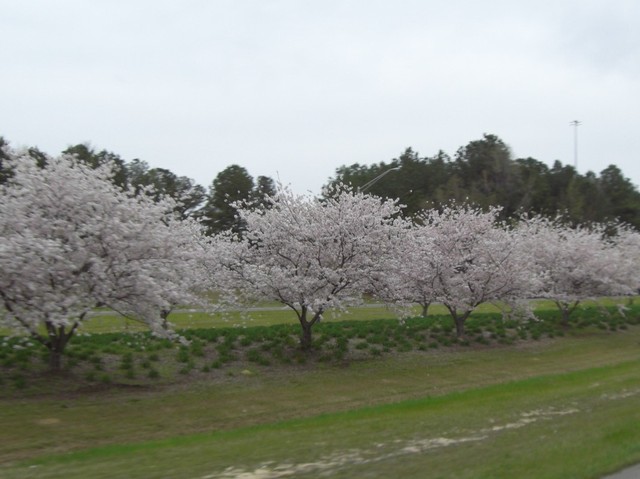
[327,134,640,229]
[0,137,275,235]
[2,134,640,231]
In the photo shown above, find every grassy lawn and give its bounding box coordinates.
[0,300,639,478]
[9,360,639,479]
[74,297,633,333]
[3,297,629,334]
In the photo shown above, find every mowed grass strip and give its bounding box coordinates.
[1,325,640,478]
[2,324,639,463]
[72,304,409,333]
[64,297,634,333]
[3,359,640,479]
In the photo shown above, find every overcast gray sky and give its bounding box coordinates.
[2,0,639,192]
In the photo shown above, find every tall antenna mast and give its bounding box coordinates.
[570,120,581,169]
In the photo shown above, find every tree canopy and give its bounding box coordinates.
[0,147,205,369]
[198,165,277,235]
[2,135,640,369]
[206,185,407,349]
[328,134,640,229]
[4,133,638,229]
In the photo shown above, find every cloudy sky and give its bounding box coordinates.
[2,0,639,192]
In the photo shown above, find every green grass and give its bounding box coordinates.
[2,302,637,393]
[0,325,639,477]
[2,354,640,478]
[2,296,631,335]
[77,304,407,333]
[66,296,638,333]
[0,299,639,478]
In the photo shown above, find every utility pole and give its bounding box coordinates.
[570,120,581,169]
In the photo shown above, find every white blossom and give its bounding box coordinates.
[0,149,207,368]
[384,204,536,336]
[516,216,637,324]
[205,185,408,349]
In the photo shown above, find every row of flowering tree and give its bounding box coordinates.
[380,209,638,337]
[208,189,640,346]
[2,146,639,368]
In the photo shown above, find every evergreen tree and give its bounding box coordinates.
[598,165,640,228]
[63,143,128,189]
[200,165,256,235]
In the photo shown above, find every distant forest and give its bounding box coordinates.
[328,134,640,229]
[2,133,639,231]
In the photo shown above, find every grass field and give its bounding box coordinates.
[1,300,639,478]
[59,297,631,333]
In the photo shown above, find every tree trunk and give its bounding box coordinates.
[421,302,431,318]
[296,305,314,351]
[45,331,67,372]
[454,316,466,338]
[300,321,313,351]
[48,346,63,371]
[445,305,470,338]
[556,301,579,328]
[44,321,78,372]
[297,305,324,352]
